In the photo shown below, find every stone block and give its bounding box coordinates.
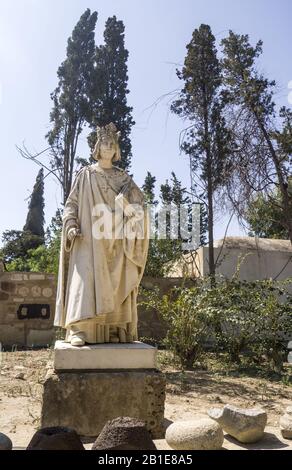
[54,340,157,370]
[26,329,54,347]
[29,274,46,280]
[0,324,25,346]
[41,368,166,438]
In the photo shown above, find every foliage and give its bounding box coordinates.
[141,276,292,372]
[171,24,234,276]
[3,210,62,274]
[142,172,157,205]
[47,9,98,204]
[246,185,292,239]
[221,31,292,242]
[144,238,182,278]
[141,284,214,369]
[1,169,46,265]
[142,171,202,277]
[23,168,45,240]
[88,16,135,171]
[6,243,59,274]
[0,230,43,264]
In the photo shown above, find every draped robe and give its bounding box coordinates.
[54,163,149,342]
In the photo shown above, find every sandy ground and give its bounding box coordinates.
[0,348,291,450]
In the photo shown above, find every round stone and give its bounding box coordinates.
[0,433,13,450]
[165,418,224,450]
[280,406,292,439]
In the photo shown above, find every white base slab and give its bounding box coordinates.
[54,340,157,370]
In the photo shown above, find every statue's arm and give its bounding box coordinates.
[62,171,82,252]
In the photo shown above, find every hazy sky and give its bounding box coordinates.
[0,0,291,244]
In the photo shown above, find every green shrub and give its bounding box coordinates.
[140,284,215,369]
[141,277,292,372]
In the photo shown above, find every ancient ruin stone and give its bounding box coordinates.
[0,433,13,450]
[0,292,9,301]
[165,418,224,450]
[280,406,292,439]
[92,417,156,451]
[208,404,267,443]
[41,369,165,439]
[26,426,84,450]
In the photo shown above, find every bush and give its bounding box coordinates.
[210,278,292,371]
[141,277,292,372]
[140,284,215,369]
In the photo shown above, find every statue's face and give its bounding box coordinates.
[99,136,116,161]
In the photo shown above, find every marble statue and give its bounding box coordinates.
[54,123,149,346]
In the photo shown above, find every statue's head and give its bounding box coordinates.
[93,123,121,162]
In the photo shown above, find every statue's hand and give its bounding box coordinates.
[67,227,82,242]
[124,204,136,218]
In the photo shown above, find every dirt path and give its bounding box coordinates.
[0,349,291,450]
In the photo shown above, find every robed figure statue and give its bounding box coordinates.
[54,123,149,346]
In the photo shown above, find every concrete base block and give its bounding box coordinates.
[41,368,166,439]
[54,340,157,370]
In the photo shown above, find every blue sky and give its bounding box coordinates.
[0,0,291,244]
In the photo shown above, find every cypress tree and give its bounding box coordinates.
[89,16,135,171]
[47,9,98,204]
[142,172,157,205]
[23,168,45,241]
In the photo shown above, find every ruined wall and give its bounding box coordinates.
[0,272,56,347]
[0,272,178,347]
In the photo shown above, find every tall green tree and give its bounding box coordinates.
[23,168,45,240]
[171,24,233,277]
[47,9,98,205]
[246,181,292,239]
[1,169,46,265]
[143,172,197,277]
[88,16,135,170]
[142,172,157,205]
[0,230,43,265]
[221,31,292,242]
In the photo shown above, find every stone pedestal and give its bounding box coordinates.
[41,341,166,439]
[54,340,157,370]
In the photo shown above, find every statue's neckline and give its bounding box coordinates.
[92,164,114,172]
[92,164,122,173]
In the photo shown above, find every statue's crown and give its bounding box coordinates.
[96,123,120,142]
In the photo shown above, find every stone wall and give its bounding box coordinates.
[0,273,177,347]
[0,272,56,347]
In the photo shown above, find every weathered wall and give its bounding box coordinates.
[0,273,175,347]
[0,272,56,347]
[169,237,292,282]
[201,246,292,282]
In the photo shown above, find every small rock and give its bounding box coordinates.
[14,372,25,380]
[165,418,224,450]
[14,366,25,371]
[92,417,156,451]
[208,404,267,443]
[27,427,84,450]
[0,433,13,450]
[280,406,292,439]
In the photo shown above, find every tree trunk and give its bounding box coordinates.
[203,93,216,280]
[254,113,292,243]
